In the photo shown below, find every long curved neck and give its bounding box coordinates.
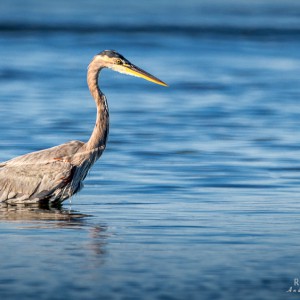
[85,60,109,151]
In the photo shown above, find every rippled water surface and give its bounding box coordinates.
[1,1,300,299]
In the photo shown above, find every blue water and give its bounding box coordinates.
[1,0,300,299]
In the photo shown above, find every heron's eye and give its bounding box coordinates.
[116,59,122,65]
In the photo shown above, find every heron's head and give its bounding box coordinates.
[94,50,168,87]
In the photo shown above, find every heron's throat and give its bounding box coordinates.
[86,63,109,152]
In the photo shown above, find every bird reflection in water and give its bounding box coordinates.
[0,202,109,257]
[0,202,88,221]
[88,225,109,256]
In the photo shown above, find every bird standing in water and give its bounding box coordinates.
[0,50,167,205]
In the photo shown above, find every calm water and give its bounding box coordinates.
[1,0,300,299]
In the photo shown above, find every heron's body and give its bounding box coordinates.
[0,50,166,205]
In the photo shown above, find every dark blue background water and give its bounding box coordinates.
[1,0,300,299]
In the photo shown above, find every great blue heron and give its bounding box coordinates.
[0,50,167,205]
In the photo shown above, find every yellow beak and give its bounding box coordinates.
[123,63,168,87]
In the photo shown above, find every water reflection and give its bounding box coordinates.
[0,202,88,221]
[88,225,109,256]
[0,202,109,258]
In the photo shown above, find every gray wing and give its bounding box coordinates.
[0,140,84,204]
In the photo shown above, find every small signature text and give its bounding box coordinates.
[287,278,300,293]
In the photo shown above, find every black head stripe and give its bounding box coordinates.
[99,50,125,60]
